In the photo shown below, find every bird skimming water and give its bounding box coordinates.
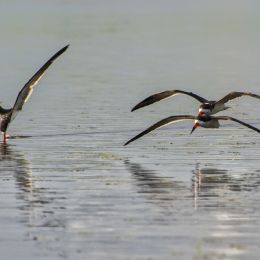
[124,113,260,146]
[0,45,69,142]
[131,90,260,115]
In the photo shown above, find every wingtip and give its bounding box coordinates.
[124,138,134,146]
[59,45,70,53]
[131,105,140,112]
[55,45,69,56]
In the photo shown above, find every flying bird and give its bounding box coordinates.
[0,45,69,142]
[131,90,260,115]
[124,114,260,146]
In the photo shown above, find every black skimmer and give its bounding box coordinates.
[124,114,260,146]
[0,45,69,142]
[131,90,260,115]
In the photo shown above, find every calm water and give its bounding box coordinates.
[0,1,260,259]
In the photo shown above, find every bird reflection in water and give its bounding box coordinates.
[0,143,33,193]
[192,164,260,208]
[0,143,55,227]
[192,166,228,194]
[0,143,67,249]
[124,160,188,209]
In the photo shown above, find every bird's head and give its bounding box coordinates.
[199,103,212,115]
[197,111,211,121]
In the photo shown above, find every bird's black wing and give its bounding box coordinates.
[10,45,69,122]
[124,115,195,145]
[215,91,260,106]
[215,116,260,133]
[131,90,208,112]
